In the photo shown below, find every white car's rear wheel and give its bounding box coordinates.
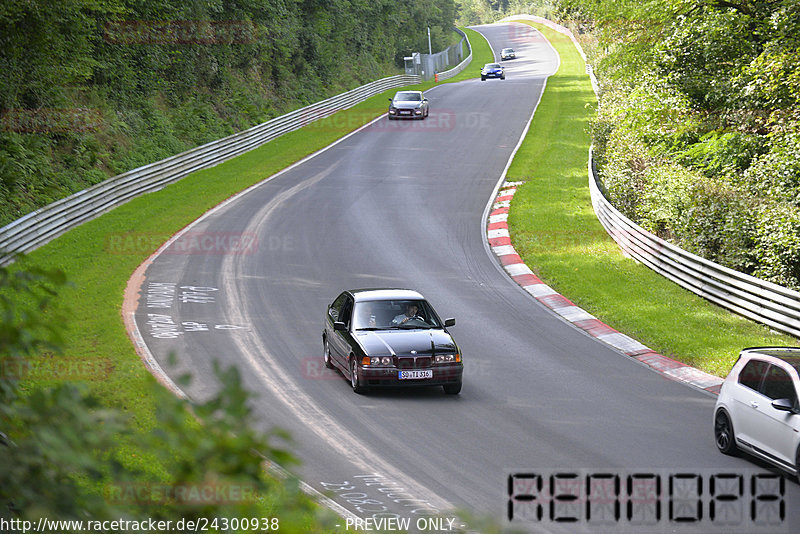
[714,410,737,455]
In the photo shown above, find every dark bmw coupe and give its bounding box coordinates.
[323,289,463,394]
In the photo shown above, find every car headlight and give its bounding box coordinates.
[369,356,393,366]
[435,353,460,363]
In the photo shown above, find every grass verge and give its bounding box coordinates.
[10,27,493,517]
[505,20,792,377]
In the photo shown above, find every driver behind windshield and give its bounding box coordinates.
[392,303,420,325]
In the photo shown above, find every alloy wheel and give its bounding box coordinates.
[714,411,737,455]
[350,358,364,394]
[323,338,334,369]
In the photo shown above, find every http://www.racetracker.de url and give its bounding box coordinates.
[1,516,281,533]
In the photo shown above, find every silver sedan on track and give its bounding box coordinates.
[387,90,429,120]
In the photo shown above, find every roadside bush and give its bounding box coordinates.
[655,9,757,111]
[672,181,757,274]
[744,129,800,206]
[753,203,800,290]
[677,130,766,179]
[0,133,55,221]
[637,162,696,240]
[594,95,762,276]
[596,129,650,222]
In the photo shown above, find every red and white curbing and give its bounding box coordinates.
[488,182,723,395]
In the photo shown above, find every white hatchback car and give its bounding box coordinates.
[714,347,800,476]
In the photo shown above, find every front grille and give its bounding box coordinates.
[396,356,432,369]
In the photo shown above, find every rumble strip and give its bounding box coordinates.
[487,181,723,395]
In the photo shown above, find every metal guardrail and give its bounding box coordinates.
[589,149,800,338]
[435,28,472,82]
[0,74,421,265]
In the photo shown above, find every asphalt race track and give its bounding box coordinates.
[131,22,799,533]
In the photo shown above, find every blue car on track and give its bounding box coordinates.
[481,63,505,81]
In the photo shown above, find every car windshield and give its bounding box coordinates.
[485,63,501,69]
[503,48,513,53]
[353,299,442,330]
[394,92,421,101]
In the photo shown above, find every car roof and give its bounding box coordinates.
[741,347,800,367]
[349,288,425,302]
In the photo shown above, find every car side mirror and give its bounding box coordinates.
[444,318,455,328]
[388,98,393,102]
[771,398,797,413]
[333,321,347,332]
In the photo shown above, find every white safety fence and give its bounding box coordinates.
[0,74,421,265]
[435,28,472,82]
[504,14,800,339]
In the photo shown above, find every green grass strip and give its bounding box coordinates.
[505,20,792,377]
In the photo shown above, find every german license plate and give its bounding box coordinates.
[400,110,411,115]
[399,370,433,380]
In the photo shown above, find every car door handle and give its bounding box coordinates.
[750,401,759,409]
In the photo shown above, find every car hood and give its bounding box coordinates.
[392,100,423,109]
[355,329,456,356]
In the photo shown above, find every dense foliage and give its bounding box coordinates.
[575,0,800,289]
[461,0,800,290]
[0,0,457,227]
